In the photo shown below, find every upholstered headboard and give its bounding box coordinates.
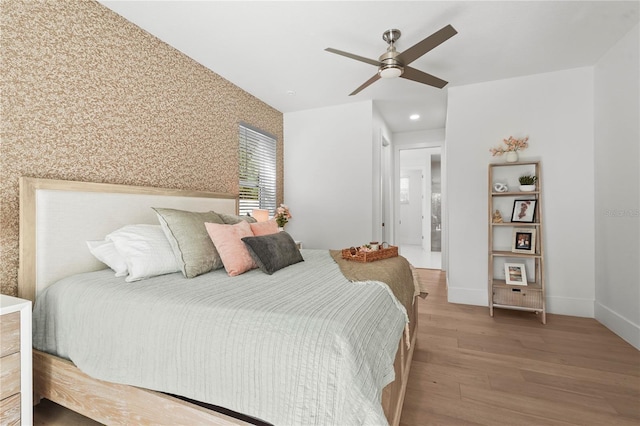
[18,177,237,302]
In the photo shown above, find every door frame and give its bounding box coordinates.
[394,141,446,270]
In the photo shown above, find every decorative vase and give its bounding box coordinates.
[278,227,284,232]
[519,185,536,192]
[505,151,518,163]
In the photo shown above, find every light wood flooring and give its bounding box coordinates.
[34,269,639,425]
[402,269,639,425]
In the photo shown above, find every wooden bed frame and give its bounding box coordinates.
[18,177,416,425]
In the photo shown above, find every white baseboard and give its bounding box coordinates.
[595,302,640,350]
[447,288,595,317]
[447,287,488,307]
[546,295,594,317]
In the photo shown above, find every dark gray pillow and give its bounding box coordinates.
[153,208,226,277]
[241,232,303,275]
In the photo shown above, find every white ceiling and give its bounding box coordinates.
[99,1,639,133]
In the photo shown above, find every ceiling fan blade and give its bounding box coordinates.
[401,66,448,89]
[350,74,381,96]
[397,24,457,66]
[325,48,380,67]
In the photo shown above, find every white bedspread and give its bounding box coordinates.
[32,249,407,426]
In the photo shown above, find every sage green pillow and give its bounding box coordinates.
[153,208,226,278]
[218,212,257,225]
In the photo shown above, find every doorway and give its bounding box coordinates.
[396,147,442,269]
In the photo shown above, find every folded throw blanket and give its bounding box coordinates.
[330,250,419,347]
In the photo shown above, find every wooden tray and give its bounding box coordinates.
[342,245,398,262]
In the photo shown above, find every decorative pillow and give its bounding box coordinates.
[249,219,279,236]
[86,240,128,277]
[217,212,257,225]
[153,207,226,278]
[241,231,304,275]
[106,224,179,282]
[204,221,257,277]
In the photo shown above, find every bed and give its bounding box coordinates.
[18,177,418,426]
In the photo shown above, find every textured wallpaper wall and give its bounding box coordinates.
[0,0,284,296]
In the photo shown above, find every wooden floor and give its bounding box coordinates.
[34,269,640,425]
[401,269,640,426]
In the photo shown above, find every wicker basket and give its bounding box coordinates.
[341,245,398,262]
[493,287,542,309]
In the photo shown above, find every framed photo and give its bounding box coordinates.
[512,228,536,254]
[504,263,527,286]
[511,199,537,223]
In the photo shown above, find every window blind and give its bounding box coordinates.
[238,124,277,216]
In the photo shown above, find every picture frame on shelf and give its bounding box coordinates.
[504,263,527,286]
[512,228,536,254]
[511,199,537,223]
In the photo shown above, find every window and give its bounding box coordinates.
[238,124,277,216]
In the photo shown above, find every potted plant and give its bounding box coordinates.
[519,175,537,192]
[274,204,291,230]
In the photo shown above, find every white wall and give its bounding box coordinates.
[446,67,595,317]
[594,23,640,349]
[372,105,394,244]
[284,101,374,249]
[394,129,445,147]
[399,168,424,245]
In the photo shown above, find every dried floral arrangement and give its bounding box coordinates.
[490,136,529,156]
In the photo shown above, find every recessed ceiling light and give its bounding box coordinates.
[410,114,420,120]
[286,90,296,96]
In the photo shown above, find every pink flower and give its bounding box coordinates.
[275,204,291,227]
[489,136,529,156]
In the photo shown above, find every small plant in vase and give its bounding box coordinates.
[519,175,537,192]
[274,204,291,230]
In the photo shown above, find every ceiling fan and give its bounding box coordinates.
[325,25,457,96]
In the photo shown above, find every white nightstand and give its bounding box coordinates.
[1,295,32,425]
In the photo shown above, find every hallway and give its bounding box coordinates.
[399,244,441,269]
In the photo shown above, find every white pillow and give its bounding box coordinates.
[86,240,128,277]
[106,224,179,282]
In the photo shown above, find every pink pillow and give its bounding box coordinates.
[205,221,257,276]
[250,219,279,236]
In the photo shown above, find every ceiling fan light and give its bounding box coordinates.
[379,65,403,79]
